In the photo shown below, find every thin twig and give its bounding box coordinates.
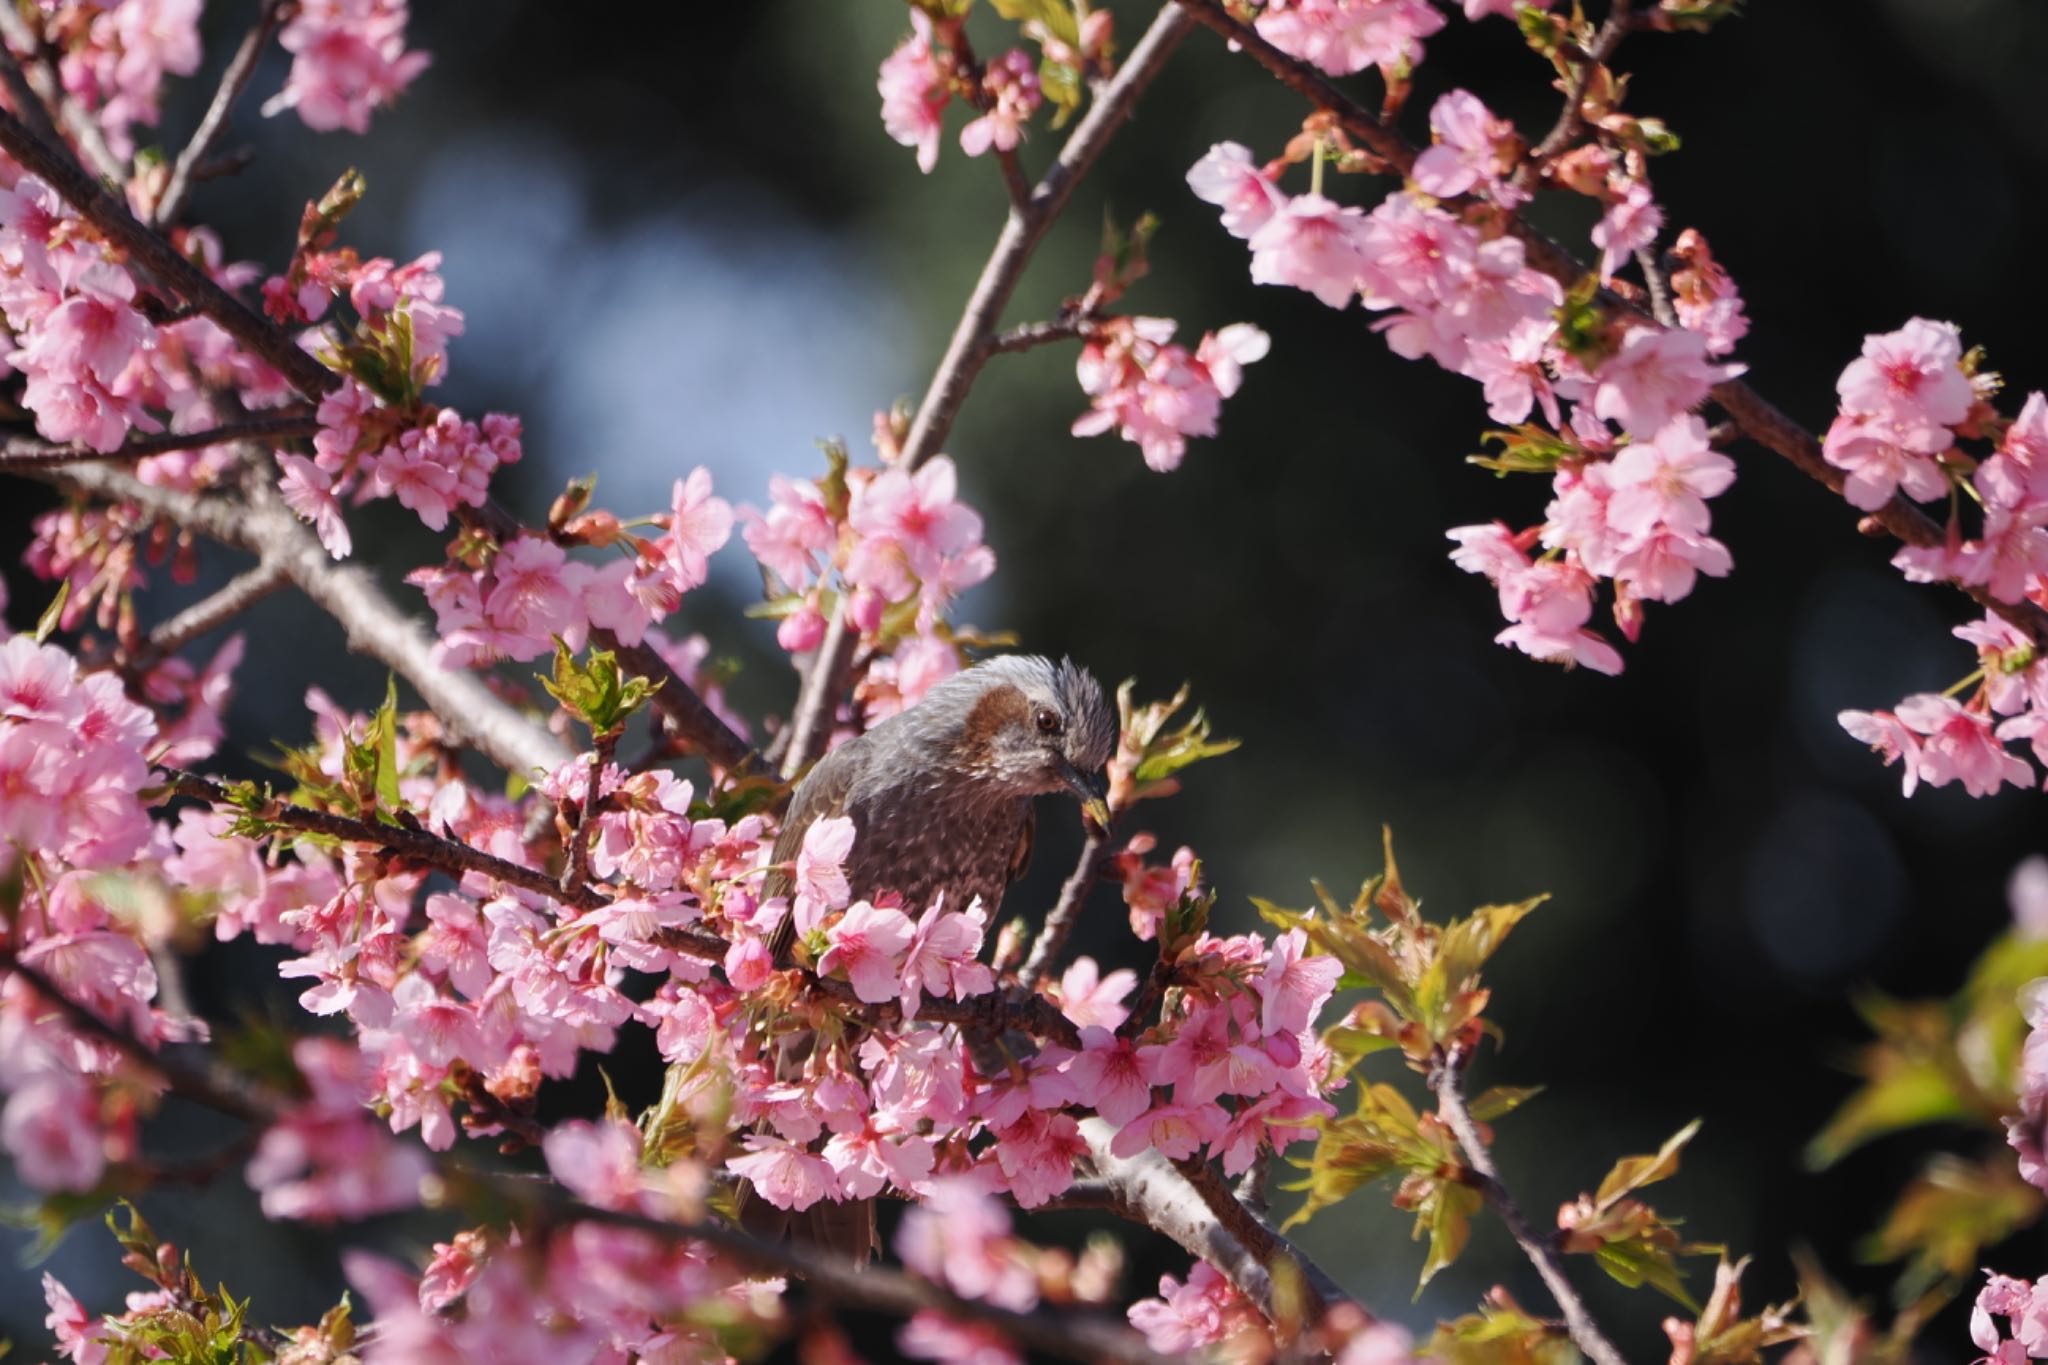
[138,560,290,662]
[153,0,291,228]
[560,733,614,896]
[1018,823,1112,987]
[780,3,1196,779]
[164,769,603,909]
[987,316,1094,355]
[0,414,322,468]
[1514,3,1640,195]
[1635,244,1677,327]
[1432,1052,1627,1365]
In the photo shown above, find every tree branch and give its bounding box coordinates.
[1078,1118,1353,1332]
[162,769,602,909]
[138,560,289,662]
[779,2,1196,779]
[599,633,759,774]
[27,460,573,776]
[1018,823,1112,988]
[1432,1052,1627,1365]
[0,415,322,468]
[153,0,291,228]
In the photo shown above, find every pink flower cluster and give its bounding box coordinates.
[1252,0,1445,81]
[962,48,1042,159]
[1071,315,1270,472]
[1128,1260,1265,1352]
[342,1218,772,1363]
[1,175,159,452]
[1822,317,1976,512]
[742,453,990,713]
[1447,414,1736,674]
[0,638,186,1194]
[408,470,731,667]
[876,12,1047,173]
[1189,108,1750,674]
[281,380,519,557]
[261,0,430,135]
[54,0,203,157]
[1828,326,2048,795]
[878,10,950,174]
[1974,1271,2048,1365]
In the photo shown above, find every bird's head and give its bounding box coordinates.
[940,655,1115,821]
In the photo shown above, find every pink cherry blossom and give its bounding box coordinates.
[1128,1261,1262,1352]
[1187,142,1287,240]
[792,814,855,935]
[1606,415,1736,538]
[1065,1027,1153,1126]
[659,466,734,595]
[879,11,949,174]
[1256,929,1344,1036]
[1836,317,1974,451]
[544,1118,644,1210]
[898,895,993,1020]
[1591,326,1744,439]
[1252,0,1446,78]
[726,1135,835,1212]
[818,900,915,1004]
[1822,411,1951,511]
[1247,193,1371,309]
[1071,316,1269,471]
[1893,693,2033,797]
[1591,179,1664,282]
[1412,89,1525,206]
[262,0,430,134]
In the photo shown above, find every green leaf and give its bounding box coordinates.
[370,676,402,816]
[990,0,1078,44]
[1593,1237,1701,1311]
[1860,1153,2044,1304]
[1468,1085,1544,1122]
[1417,1179,1484,1292]
[33,580,70,643]
[1595,1118,1701,1207]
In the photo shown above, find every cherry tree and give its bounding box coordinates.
[3,1,2046,1362]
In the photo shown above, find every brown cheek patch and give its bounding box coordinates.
[958,684,1031,765]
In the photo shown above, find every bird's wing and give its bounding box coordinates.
[1007,800,1035,888]
[763,735,866,959]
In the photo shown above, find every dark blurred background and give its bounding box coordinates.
[8,0,2048,1357]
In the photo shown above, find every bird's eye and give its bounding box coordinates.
[1035,707,1062,736]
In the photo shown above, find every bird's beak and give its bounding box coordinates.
[1060,761,1112,831]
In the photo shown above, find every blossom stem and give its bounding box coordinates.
[1310,138,1324,197]
[1944,668,1987,700]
